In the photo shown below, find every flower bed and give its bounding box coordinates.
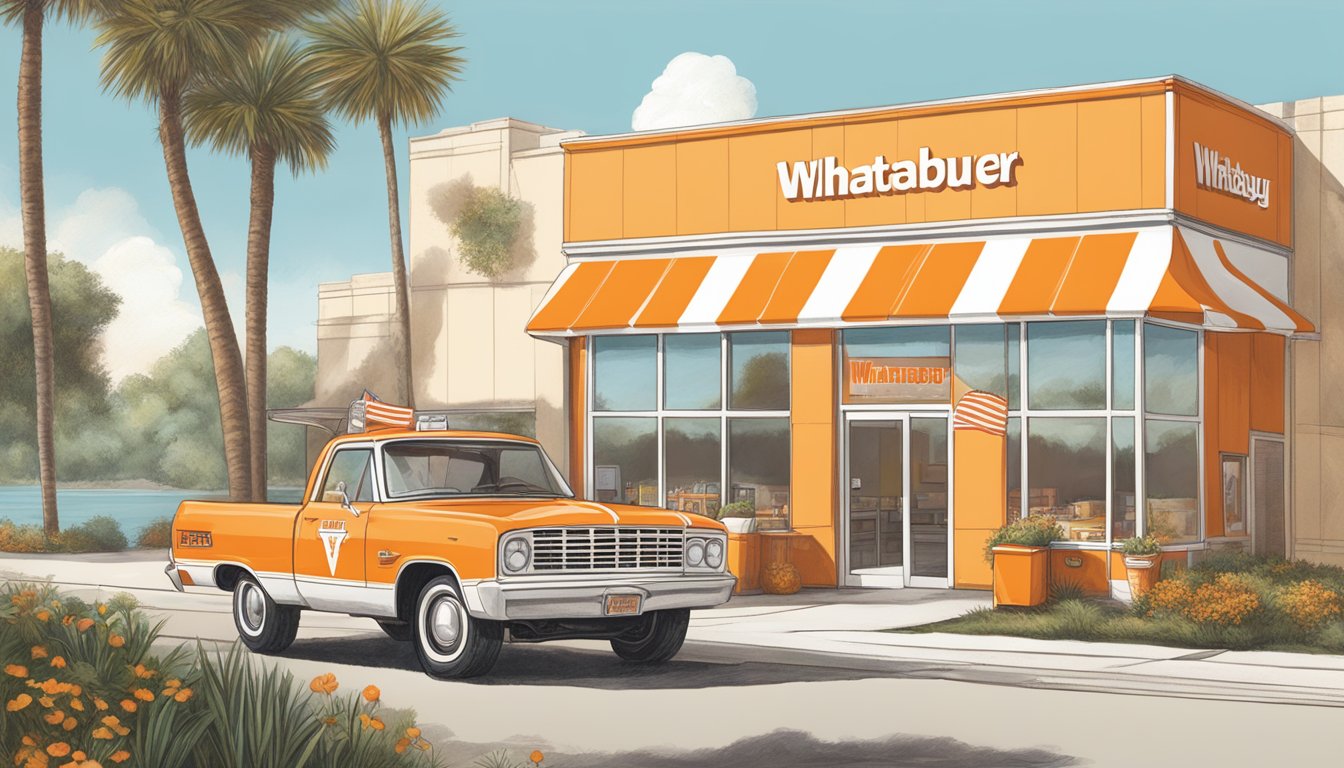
[900,553,1344,653]
[0,582,543,768]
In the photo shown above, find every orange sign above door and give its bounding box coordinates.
[844,356,950,404]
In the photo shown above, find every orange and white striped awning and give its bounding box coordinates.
[527,226,1314,338]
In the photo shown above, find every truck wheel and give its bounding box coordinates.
[411,577,502,679]
[232,574,300,654]
[376,620,412,642]
[610,608,690,663]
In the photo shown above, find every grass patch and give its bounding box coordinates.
[0,516,129,554]
[899,554,1344,655]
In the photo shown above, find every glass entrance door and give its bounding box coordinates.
[844,413,950,588]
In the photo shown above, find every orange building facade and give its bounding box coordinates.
[529,76,1314,595]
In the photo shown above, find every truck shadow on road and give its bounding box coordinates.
[283,632,883,689]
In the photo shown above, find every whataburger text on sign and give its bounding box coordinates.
[845,356,951,403]
[1193,141,1270,209]
[778,147,1022,202]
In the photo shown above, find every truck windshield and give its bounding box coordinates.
[383,441,569,500]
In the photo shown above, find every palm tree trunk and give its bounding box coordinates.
[18,1,58,537]
[157,90,253,501]
[378,115,415,408]
[245,146,276,502]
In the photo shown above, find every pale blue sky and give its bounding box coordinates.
[2,0,1342,368]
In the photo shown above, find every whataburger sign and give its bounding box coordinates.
[1193,141,1270,209]
[777,147,1022,201]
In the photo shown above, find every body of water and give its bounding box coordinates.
[0,486,303,539]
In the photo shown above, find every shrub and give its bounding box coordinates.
[718,500,756,519]
[452,186,524,279]
[136,519,174,549]
[58,516,128,553]
[1117,534,1163,556]
[1277,580,1344,631]
[0,519,50,553]
[1147,573,1260,626]
[983,515,1063,563]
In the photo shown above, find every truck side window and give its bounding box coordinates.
[322,449,374,503]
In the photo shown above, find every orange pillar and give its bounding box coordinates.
[952,392,1008,589]
[789,329,838,587]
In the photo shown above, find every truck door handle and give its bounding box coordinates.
[302,516,318,523]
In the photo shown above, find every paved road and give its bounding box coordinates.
[3,553,1341,767]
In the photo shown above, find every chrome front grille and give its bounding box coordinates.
[530,527,684,571]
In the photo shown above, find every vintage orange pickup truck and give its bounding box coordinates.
[165,423,734,678]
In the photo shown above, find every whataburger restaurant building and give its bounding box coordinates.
[526,76,1315,595]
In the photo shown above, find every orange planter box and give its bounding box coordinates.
[727,532,761,594]
[992,545,1049,607]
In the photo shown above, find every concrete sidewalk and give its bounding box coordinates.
[5,551,1344,707]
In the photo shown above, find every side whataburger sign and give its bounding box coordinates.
[778,147,1023,202]
[1193,141,1271,209]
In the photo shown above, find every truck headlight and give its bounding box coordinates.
[705,538,724,569]
[686,538,706,567]
[503,538,531,573]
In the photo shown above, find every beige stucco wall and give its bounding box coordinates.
[406,118,582,472]
[1259,96,1344,567]
[314,271,399,407]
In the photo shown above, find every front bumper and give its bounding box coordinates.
[462,572,736,621]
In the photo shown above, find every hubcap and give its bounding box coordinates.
[429,596,462,648]
[240,584,264,631]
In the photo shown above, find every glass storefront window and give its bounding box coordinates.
[728,418,791,530]
[1145,420,1200,543]
[664,334,722,410]
[1145,324,1199,417]
[954,324,1010,398]
[591,417,657,506]
[664,418,721,517]
[1112,320,1135,410]
[728,332,790,410]
[1027,321,1106,410]
[1007,324,1021,410]
[593,335,656,412]
[1112,417,1136,541]
[844,326,951,358]
[1007,417,1021,522]
[1026,417,1107,544]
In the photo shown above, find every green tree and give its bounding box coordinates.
[2,0,107,534]
[184,36,335,500]
[305,0,466,407]
[0,247,119,484]
[266,346,317,486]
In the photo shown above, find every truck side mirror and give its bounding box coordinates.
[334,481,360,517]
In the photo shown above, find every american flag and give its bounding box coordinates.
[953,391,1008,437]
[357,391,414,432]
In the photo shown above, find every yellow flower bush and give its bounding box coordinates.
[1278,579,1344,630]
[1147,573,1260,625]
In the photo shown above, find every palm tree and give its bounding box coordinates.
[306,0,465,407]
[93,0,331,501]
[183,37,335,502]
[3,0,104,536]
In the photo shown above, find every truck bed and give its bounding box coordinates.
[172,500,301,577]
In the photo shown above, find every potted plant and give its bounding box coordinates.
[719,501,762,594]
[985,515,1064,607]
[1117,533,1164,600]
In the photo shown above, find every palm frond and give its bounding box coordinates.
[304,0,465,127]
[184,34,336,173]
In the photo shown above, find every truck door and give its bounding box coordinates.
[295,445,378,613]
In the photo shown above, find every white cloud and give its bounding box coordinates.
[0,187,204,382]
[632,52,758,131]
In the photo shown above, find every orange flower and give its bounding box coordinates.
[131,688,155,702]
[405,727,421,739]
[68,685,81,698]
[75,618,94,633]
[309,673,338,695]
[132,664,155,679]
[50,657,66,670]
[100,716,130,737]
[358,713,372,729]
[358,713,385,731]
[35,610,51,622]
[61,615,74,626]
[61,716,76,732]
[163,679,182,690]
[92,727,115,740]
[108,635,125,649]
[71,752,86,762]
[46,743,70,758]
[530,750,544,765]
[92,698,108,712]
[44,709,66,725]
[361,684,380,702]
[416,741,430,752]
[69,699,84,712]
[5,663,29,677]
[109,752,130,764]
[6,693,32,711]
[96,604,107,616]
[173,688,193,703]
[395,738,410,754]
[119,700,136,713]
[31,646,48,660]
[39,696,54,708]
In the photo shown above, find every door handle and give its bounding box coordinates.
[302,516,318,523]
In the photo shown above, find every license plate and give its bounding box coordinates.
[605,594,641,616]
